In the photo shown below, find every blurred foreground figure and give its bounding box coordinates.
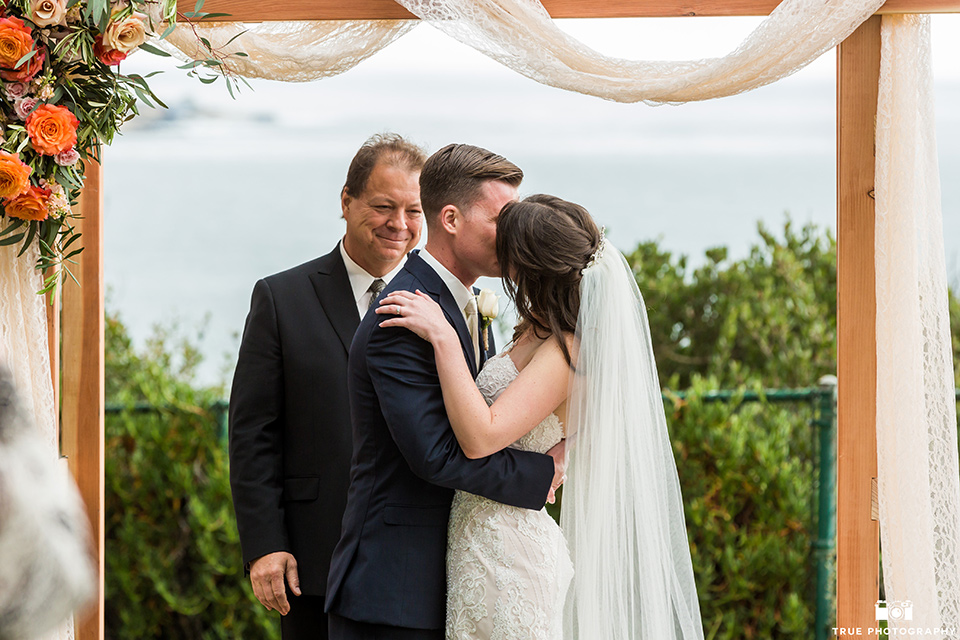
[0,366,95,639]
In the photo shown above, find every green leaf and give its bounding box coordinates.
[0,219,25,238]
[17,222,38,257]
[139,43,172,57]
[193,0,206,14]
[222,30,248,48]
[160,23,176,39]
[14,48,37,69]
[198,12,230,19]
[0,232,25,246]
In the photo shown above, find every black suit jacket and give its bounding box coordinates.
[229,244,359,595]
[324,251,554,630]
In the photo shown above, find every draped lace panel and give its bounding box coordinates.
[0,239,92,639]
[876,15,960,635]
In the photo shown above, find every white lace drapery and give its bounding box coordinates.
[163,0,886,102]
[0,242,92,640]
[876,14,960,635]
[161,20,417,82]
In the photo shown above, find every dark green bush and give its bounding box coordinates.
[104,313,279,639]
[669,378,821,639]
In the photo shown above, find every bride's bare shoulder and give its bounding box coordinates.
[531,331,577,367]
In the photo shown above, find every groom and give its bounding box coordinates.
[325,144,565,639]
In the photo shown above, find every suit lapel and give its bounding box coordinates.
[308,245,360,353]
[405,252,478,378]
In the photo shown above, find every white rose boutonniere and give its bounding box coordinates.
[476,288,499,352]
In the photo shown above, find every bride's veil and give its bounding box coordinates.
[560,239,705,639]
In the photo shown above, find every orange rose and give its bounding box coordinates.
[0,16,44,82]
[0,151,32,199]
[26,104,79,155]
[4,184,50,221]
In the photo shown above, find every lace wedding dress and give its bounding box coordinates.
[446,352,574,640]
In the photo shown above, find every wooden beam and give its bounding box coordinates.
[836,15,881,639]
[61,159,105,640]
[189,0,960,22]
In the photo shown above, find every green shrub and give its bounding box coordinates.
[669,377,822,639]
[104,313,279,639]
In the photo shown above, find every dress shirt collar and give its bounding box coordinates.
[339,240,405,306]
[419,248,475,320]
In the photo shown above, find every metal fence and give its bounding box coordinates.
[106,384,960,640]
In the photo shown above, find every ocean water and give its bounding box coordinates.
[102,22,960,385]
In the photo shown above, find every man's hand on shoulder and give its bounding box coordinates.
[249,551,301,615]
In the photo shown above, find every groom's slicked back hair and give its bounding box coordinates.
[420,144,523,224]
[343,133,427,198]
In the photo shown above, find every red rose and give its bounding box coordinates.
[94,35,127,66]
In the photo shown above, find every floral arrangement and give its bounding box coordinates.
[0,0,241,294]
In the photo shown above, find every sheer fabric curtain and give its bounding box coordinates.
[0,244,83,640]
[162,20,417,81]
[875,14,960,634]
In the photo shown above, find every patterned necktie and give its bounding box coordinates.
[367,278,386,311]
[464,296,480,370]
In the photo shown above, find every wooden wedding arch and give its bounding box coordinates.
[52,0,960,638]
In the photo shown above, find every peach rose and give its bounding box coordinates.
[0,151,32,199]
[26,104,79,155]
[0,17,44,82]
[94,36,127,65]
[4,184,50,221]
[30,0,67,27]
[103,13,145,54]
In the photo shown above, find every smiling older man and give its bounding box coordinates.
[229,133,427,640]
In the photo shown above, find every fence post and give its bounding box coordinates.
[814,375,838,640]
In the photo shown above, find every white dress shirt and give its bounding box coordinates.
[339,241,406,318]
[418,249,475,326]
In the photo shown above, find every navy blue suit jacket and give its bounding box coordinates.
[324,251,555,630]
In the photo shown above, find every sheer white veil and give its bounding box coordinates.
[560,237,704,639]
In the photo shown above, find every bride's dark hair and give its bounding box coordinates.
[496,194,601,364]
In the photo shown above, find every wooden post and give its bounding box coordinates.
[836,15,881,637]
[62,159,105,640]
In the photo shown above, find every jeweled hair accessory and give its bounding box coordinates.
[582,227,607,274]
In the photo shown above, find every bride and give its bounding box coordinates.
[377,194,704,640]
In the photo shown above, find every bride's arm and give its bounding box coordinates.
[377,290,570,459]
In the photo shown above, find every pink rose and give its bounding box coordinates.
[4,81,28,100]
[14,96,39,121]
[54,147,79,166]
